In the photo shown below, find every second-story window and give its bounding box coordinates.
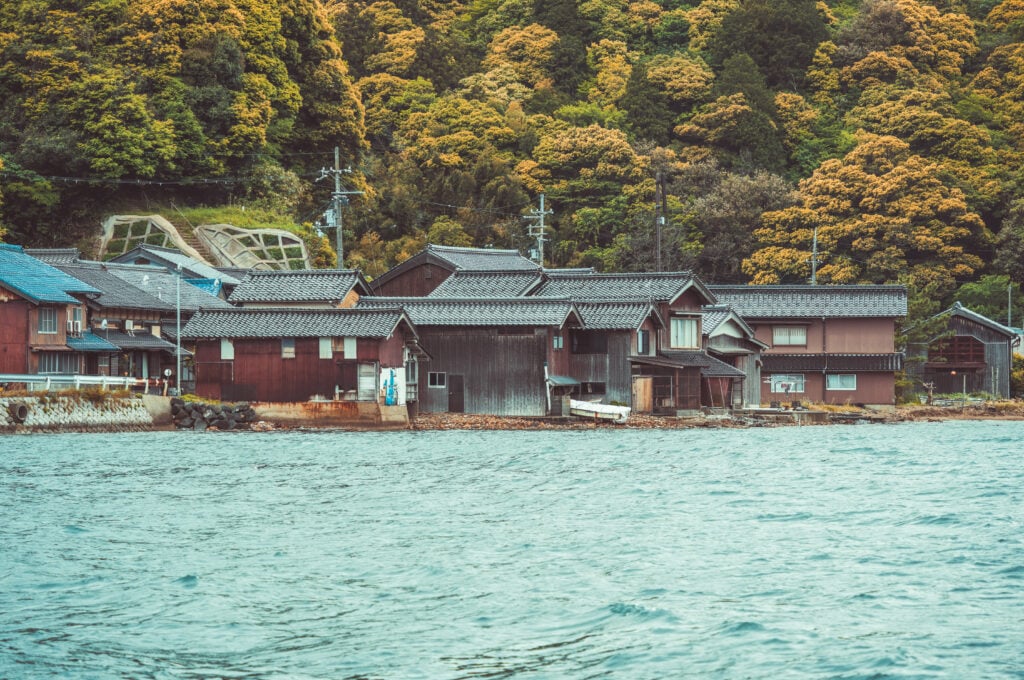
[38,307,58,334]
[772,326,807,346]
[670,317,698,348]
[637,329,650,355]
[281,338,296,359]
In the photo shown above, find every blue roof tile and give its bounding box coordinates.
[0,244,99,304]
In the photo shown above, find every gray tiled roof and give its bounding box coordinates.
[55,262,176,312]
[105,263,234,312]
[228,270,368,304]
[66,330,120,352]
[944,302,1016,337]
[701,304,756,338]
[182,308,410,339]
[358,296,579,327]
[708,285,908,318]
[428,270,543,298]
[534,271,715,303]
[427,244,540,271]
[575,300,660,330]
[24,248,82,264]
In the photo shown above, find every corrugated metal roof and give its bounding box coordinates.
[66,330,120,352]
[55,262,176,312]
[428,270,543,298]
[762,353,904,372]
[709,285,908,318]
[0,244,99,304]
[99,329,178,352]
[104,264,234,312]
[358,296,579,327]
[111,245,242,285]
[182,307,410,339]
[533,271,715,304]
[228,269,368,304]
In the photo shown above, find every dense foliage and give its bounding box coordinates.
[1,0,1024,323]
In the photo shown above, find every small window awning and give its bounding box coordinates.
[546,374,580,387]
[67,330,120,352]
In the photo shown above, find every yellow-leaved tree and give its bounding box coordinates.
[744,133,990,292]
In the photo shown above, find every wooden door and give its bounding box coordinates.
[631,376,653,413]
[448,374,465,413]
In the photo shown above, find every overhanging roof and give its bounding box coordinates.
[228,269,372,304]
[182,307,415,340]
[358,296,582,328]
[0,244,99,304]
[762,353,903,372]
[533,271,716,306]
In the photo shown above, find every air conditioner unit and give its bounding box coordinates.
[67,319,74,333]
[73,320,82,335]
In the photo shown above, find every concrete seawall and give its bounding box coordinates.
[0,395,158,433]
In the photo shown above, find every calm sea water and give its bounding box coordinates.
[1,422,1022,679]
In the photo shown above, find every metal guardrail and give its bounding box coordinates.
[0,373,170,393]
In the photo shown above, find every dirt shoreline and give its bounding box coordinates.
[409,403,1024,431]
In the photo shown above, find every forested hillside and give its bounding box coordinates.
[2,0,1024,318]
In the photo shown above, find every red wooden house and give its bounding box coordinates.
[0,244,99,376]
[181,307,422,403]
[709,285,907,407]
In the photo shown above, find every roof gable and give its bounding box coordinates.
[708,284,908,318]
[428,270,544,298]
[574,299,665,330]
[228,269,371,304]
[110,245,242,285]
[940,302,1016,338]
[0,244,99,304]
[369,244,539,290]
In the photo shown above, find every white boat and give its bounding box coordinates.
[569,399,631,424]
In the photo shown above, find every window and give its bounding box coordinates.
[38,352,78,374]
[553,334,564,350]
[572,330,608,354]
[428,372,446,388]
[770,374,805,393]
[281,338,296,359]
[221,338,235,360]
[637,329,650,355]
[773,326,807,346]
[319,337,333,359]
[670,317,698,348]
[38,308,58,334]
[826,374,857,390]
[332,336,358,358]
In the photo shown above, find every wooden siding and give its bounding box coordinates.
[0,299,31,373]
[826,318,895,353]
[566,332,633,403]
[374,263,451,297]
[416,328,547,416]
[758,371,895,407]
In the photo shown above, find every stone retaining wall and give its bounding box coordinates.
[171,398,260,431]
[0,395,154,433]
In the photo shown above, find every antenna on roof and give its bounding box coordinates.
[524,194,552,268]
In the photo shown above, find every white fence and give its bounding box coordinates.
[0,373,171,394]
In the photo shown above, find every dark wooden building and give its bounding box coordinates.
[910,302,1016,399]
[181,307,421,403]
[369,244,541,297]
[701,305,767,408]
[358,296,583,416]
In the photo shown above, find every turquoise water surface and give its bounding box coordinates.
[1,421,1022,678]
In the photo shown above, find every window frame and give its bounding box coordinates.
[769,374,805,394]
[669,316,699,349]
[571,330,609,354]
[38,307,58,335]
[772,325,807,346]
[637,329,650,355]
[281,338,296,359]
[220,338,235,360]
[319,337,333,360]
[428,371,446,388]
[826,373,857,391]
[552,334,564,350]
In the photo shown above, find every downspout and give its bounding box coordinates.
[822,316,827,402]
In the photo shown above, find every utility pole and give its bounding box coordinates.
[810,225,819,285]
[525,193,552,267]
[318,147,364,269]
[654,171,664,272]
